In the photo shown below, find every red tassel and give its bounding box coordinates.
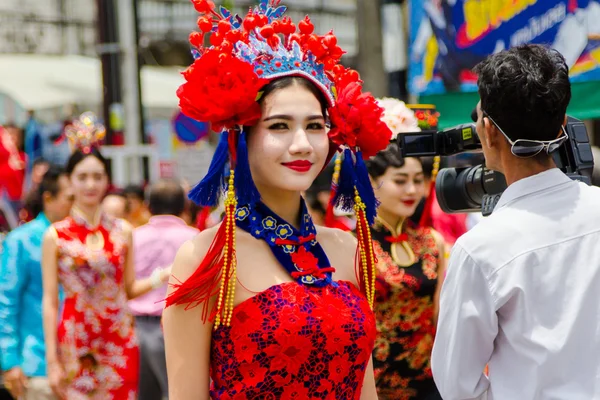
[166,170,238,327]
[164,220,227,322]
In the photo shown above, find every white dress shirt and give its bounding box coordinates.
[431,168,600,400]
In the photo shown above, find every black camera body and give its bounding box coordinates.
[399,117,595,216]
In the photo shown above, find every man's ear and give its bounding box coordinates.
[482,117,497,149]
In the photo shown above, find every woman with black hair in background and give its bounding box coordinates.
[41,114,171,399]
[367,100,446,399]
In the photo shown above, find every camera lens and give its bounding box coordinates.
[436,165,507,213]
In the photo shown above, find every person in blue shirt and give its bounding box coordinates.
[0,165,73,400]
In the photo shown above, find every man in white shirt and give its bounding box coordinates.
[431,44,600,400]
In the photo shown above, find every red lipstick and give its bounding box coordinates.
[282,160,313,173]
[402,200,416,207]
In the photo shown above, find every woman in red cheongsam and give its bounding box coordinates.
[162,1,394,399]
[41,114,171,399]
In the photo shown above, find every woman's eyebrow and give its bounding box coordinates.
[263,114,324,122]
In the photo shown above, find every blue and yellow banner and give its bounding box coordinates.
[409,0,600,95]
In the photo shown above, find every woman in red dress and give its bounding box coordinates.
[41,113,171,399]
[162,1,393,399]
[366,99,447,399]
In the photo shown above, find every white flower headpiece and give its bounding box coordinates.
[376,97,420,139]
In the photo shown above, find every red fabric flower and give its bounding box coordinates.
[177,51,268,132]
[231,301,265,337]
[278,305,309,334]
[328,81,392,158]
[324,325,352,355]
[233,335,258,363]
[290,246,319,272]
[329,353,351,382]
[265,333,312,375]
[238,361,268,387]
[281,382,310,400]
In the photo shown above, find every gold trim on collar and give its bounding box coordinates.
[375,216,416,267]
[71,206,102,230]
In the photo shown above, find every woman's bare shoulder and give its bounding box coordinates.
[316,226,357,249]
[173,223,222,280]
[316,226,357,282]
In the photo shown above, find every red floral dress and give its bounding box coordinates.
[370,219,441,400]
[54,212,138,399]
[210,280,376,399]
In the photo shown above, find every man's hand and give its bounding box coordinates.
[3,367,28,399]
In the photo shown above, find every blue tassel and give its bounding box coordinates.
[188,131,229,206]
[354,151,378,225]
[333,148,357,212]
[234,130,261,206]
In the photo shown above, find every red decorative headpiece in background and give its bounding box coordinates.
[63,112,106,154]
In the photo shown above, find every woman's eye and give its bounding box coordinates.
[307,123,325,130]
[268,123,288,130]
[414,179,424,185]
[393,180,407,186]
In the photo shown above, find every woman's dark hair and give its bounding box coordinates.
[366,142,407,178]
[258,76,329,118]
[305,162,335,214]
[65,148,110,176]
[474,44,571,143]
[24,164,66,218]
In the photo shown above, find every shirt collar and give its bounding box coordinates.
[148,215,188,227]
[494,168,572,211]
[35,212,51,228]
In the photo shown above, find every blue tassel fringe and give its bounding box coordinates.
[332,148,378,225]
[333,148,357,213]
[187,131,230,206]
[354,151,378,225]
[234,130,261,206]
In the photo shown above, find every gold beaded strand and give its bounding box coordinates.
[353,187,376,308]
[214,170,237,330]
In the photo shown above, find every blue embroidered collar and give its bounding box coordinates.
[235,200,336,287]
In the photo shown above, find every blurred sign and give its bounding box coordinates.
[172,111,210,144]
[175,140,215,187]
[159,160,176,178]
[409,0,600,95]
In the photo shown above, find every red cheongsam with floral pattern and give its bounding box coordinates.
[370,218,441,400]
[54,212,138,400]
[210,280,376,400]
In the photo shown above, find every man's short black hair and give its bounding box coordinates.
[148,179,186,216]
[123,184,146,201]
[474,44,571,143]
[24,165,66,218]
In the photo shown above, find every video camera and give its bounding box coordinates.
[399,117,595,216]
